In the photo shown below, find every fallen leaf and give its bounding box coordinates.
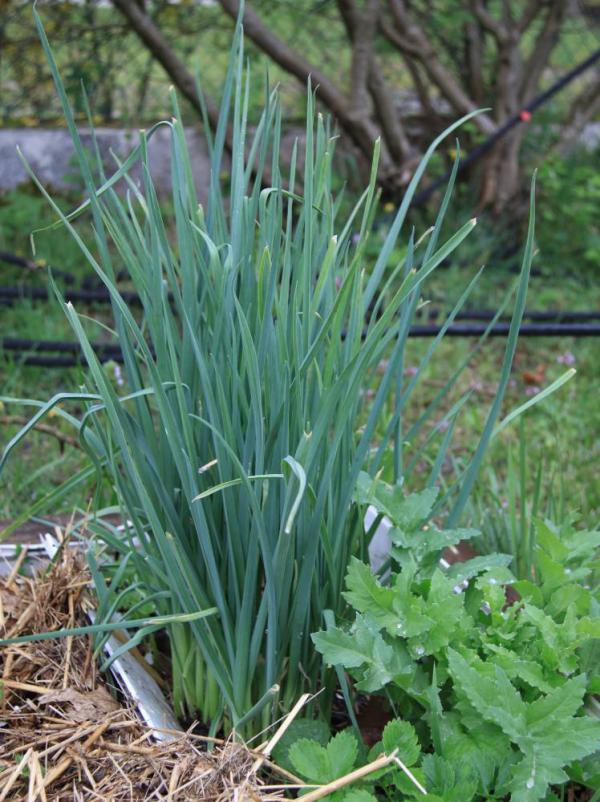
[38,686,120,722]
[522,364,546,385]
[0,588,23,617]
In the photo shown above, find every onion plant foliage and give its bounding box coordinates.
[0,9,538,735]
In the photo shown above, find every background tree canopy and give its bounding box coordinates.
[1,0,599,214]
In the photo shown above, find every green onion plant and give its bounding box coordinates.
[1,9,539,735]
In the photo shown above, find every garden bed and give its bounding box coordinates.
[0,542,299,800]
[1,534,410,801]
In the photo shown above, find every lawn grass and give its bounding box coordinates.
[395,263,600,524]
[1,186,111,521]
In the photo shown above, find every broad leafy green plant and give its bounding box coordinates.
[313,476,600,800]
[2,8,538,735]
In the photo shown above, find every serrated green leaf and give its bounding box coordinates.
[522,604,580,674]
[446,556,514,585]
[312,627,371,669]
[549,584,591,617]
[394,487,440,529]
[423,667,460,752]
[443,731,507,794]
[390,525,478,554]
[535,520,570,562]
[326,730,359,777]
[447,649,526,741]
[343,558,395,625]
[355,473,438,531]
[577,617,600,639]
[271,718,331,773]
[391,590,434,640]
[421,754,455,796]
[534,714,600,766]
[526,674,587,730]
[355,631,399,692]
[562,528,600,563]
[485,644,554,694]
[535,550,570,596]
[313,615,411,692]
[513,580,544,607]
[392,766,429,798]
[342,790,378,802]
[508,747,568,802]
[289,738,331,783]
[422,570,467,653]
[381,719,420,767]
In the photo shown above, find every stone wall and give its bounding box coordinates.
[1,122,598,203]
[0,126,215,203]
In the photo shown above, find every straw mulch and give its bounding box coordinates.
[0,543,291,801]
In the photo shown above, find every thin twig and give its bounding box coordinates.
[392,754,428,795]
[296,750,398,802]
[0,678,53,695]
[0,415,81,449]
[252,693,311,772]
[63,590,75,689]
[42,721,111,788]
[0,748,32,801]
[6,600,36,639]
[5,546,29,590]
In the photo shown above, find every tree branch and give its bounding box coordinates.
[336,0,411,165]
[217,0,347,119]
[471,0,509,43]
[217,0,393,175]
[111,0,220,127]
[401,52,438,123]
[464,18,485,105]
[520,0,569,104]
[518,0,545,33]
[348,0,379,115]
[0,416,81,451]
[382,1,496,135]
[555,73,600,150]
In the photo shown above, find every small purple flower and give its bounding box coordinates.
[351,233,361,245]
[114,364,125,387]
[404,365,418,377]
[437,419,450,432]
[525,385,540,397]
[557,351,576,366]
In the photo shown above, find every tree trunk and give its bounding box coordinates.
[111,0,220,128]
[478,127,527,215]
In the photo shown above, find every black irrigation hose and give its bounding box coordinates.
[3,322,599,368]
[1,283,598,322]
[2,337,122,356]
[410,323,600,337]
[413,47,600,207]
[424,309,600,323]
[9,354,88,368]
[0,250,77,285]
[0,285,143,306]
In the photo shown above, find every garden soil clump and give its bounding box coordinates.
[0,542,281,800]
